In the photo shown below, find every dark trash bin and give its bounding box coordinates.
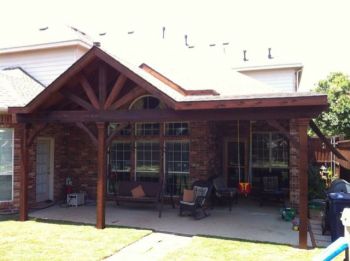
[328,192,350,242]
[328,179,350,193]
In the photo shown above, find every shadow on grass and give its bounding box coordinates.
[30,217,153,233]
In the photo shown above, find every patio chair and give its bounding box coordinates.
[259,175,285,206]
[212,176,238,211]
[179,180,212,220]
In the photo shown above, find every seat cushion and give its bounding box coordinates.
[131,185,146,198]
[183,189,194,202]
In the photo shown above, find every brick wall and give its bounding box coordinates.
[1,118,305,210]
[190,121,220,182]
[289,119,300,208]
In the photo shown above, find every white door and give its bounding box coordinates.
[36,139,52,202]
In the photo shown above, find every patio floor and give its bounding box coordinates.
[29,199,311,247]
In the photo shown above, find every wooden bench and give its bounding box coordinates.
[115,181,164,218]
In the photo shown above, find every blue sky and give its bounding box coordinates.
[1,0,350,90]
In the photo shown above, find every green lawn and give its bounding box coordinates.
[163,236,342,261]
[0,217,150,261]
[0,215,344,261]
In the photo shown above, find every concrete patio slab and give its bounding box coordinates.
[29,199,311,247]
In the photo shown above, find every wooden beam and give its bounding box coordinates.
[104,74,127,109]
[110,87,145,110]
[15,106,327,124]
[60,90,95,111]
[75,122,98,146]
[309,120,348,161]
[79,75,100,109]
[96,122,107,229]
[297,118,309,249]
[19,124,29,221]
[106,122,129,147]
[99,64,107,107]
[175,96,329,111]
[93,48,178,110]
[266,120,298,146]
[27,123,48,146]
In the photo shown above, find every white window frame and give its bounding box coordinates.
[109,141,132,172]
[135,122,160,136]
[0,128,14,202]
[165,140,190,175]
[135,141,160,180]
[164,122,190,136]
[252,131,289,169]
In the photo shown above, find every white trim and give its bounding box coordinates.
[0,128,14,203]
[234,63,303,72]
[36,137,55,201]
[0,40,91,54]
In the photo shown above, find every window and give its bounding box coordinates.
[108,123,131,136]
[136,141,160,182]
[165,141,190,196]
[108,142,131,194]
[0,129,13,201]
[135,123,160,136]
[252,132,289,168]
[130,96,166,110]
[165,122,189,136]
[252,133,270,168]
[110,142,131,172]
[270,133,289,168]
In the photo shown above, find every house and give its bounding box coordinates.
[0,26,328,249]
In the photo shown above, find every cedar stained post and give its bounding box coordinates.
[19,124,29,221]
[297,118,309,249]
[96,122,107,229]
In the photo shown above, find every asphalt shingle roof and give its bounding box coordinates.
[0,68,44,111]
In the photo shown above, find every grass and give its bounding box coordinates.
[0,216,150,261]
[163,236,344,261]
[0,215,344,261]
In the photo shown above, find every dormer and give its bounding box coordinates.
[0,25,93,86]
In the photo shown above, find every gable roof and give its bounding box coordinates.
[0,68,44,112]
[10,46,327,114]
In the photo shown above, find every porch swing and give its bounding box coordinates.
[237,120,251,196]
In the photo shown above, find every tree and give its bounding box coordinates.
[313,72,350,138]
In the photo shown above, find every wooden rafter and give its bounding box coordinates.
[60,90,95,111]
[99,64,107,106]
[104,74,127,109]
[110,87,145,110]
[27,123,48,147]
[79,75,100,109]
[106,122,129,147]
[266,120,298,146]
[309,120,348,161]
[75,122,98,146]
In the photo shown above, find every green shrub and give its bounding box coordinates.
[308,164,326,200]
